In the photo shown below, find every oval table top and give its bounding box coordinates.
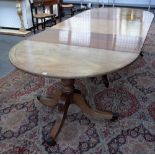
[9,7,154,79]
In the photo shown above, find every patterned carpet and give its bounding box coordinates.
[1,19,155,154]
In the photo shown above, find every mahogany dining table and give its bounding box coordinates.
[9,7,154,145]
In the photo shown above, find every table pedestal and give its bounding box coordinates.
[37,79,118,146]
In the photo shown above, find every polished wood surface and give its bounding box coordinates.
[9,7,154,145]
[10,8,154,79]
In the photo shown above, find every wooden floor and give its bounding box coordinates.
[0,28,31,36]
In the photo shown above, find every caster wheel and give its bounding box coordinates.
[45,137,56,146]
[111,113,119,122]
[37,96,40,101]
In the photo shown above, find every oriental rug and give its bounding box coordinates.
[0,18,155,154]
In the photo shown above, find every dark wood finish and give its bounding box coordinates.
[28,0,56,33]
[43,0,62,22]
[60,3,75,17]
[51,94,70,140]
[38,78,118,145]
[43,0,60,5]
[140,51,144,57]
[102,74,109,88]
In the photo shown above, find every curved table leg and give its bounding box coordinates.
[45,94,70,146]
[37,96,58,107]
[73,93,118,120]
[40,79,118,146]
[37,90,61,107]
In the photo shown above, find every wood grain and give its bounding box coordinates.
[9,8,154,79]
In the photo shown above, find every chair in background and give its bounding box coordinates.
[60,0,75,18]
[99,0,104,7]
[43,0,61,22]
[148,0,152,11]
[29,0,56,33]
[112,0,115,7]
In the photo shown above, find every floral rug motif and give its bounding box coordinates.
[0,17,155,154]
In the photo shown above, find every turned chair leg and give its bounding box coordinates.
[51,16,53,26]
[54,16,56,25]
[31,18,36,34]
[43,18,46,30]
[52,16,56,25]
[71,8,74,16]
[36,19,39,30]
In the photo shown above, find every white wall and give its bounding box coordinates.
[0,0,154,29]
[65,0,155,6]
[0,0,31,29]
[114,0,155,6]
[0,0,59,29]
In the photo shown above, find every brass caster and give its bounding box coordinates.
[37,96,41,101]
[45,137,56,146]
[111,113,119,122]
[140,52,143,57]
